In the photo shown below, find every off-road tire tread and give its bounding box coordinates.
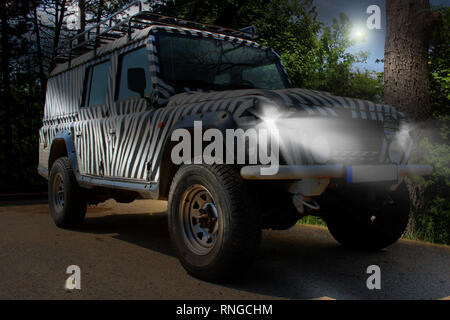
[48,157,87,228]
[168,164,261,281]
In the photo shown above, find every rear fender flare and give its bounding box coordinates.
[48,131,81,179]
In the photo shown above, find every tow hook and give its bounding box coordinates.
[293,194,320,214]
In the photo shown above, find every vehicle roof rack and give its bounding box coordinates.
[56,0,259,67]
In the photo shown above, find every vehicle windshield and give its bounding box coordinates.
[157,33,289,91]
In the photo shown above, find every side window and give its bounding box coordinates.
[83,60,111,108]
[116,47,152,101]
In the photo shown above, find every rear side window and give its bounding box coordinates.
[116,47,152,101]
[83,60,111,107]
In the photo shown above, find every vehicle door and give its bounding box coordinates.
[106,46,156,180]
[75,59,111,177]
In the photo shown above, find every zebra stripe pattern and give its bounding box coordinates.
[39,23,407,190]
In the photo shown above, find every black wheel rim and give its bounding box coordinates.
[179,184,220,256]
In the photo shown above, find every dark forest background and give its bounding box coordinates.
[0,0,448,244]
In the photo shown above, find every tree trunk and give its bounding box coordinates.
[79,0,86,33]
[33,0,47,103]
[77,0,86,46]
[0,0,13,182]
[95,0,104,50]
[384,0,439,122]
[384,0,441,237]
[50,0,67,69]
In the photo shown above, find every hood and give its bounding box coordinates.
[166,88,406,124]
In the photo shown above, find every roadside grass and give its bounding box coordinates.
[298,216,327,227]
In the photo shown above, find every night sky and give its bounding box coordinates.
[313,0,450,72]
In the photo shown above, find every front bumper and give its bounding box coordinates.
[240,164,433,183]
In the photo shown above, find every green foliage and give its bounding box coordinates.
[0,0,44,193]
[0,73,46,193]
[298,215,326,227]
[305,13,384,102]
[408,116,450,244]
[406,5,450,245]
[429,6,450,117]
[155,0,321,85]
[155,1,382,101]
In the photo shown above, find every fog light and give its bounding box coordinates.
[311,136,331,164]
[388,131,412,164]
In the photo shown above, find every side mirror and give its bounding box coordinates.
[128,68,146,97]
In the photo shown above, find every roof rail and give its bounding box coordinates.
[55,0,259,67]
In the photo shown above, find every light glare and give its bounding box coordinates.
[351,26,367,41]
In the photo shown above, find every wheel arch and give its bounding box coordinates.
[157,111,237,200]
[48,131,80,179]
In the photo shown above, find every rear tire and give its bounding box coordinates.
[323,183,410,251]
[48,157,87,228]
[168,165,261,282]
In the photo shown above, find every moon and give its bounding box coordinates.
[351,26,367,41]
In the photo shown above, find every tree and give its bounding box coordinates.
[154,1,383,101]
[409,5,450,244]
[50,0,68,68]
[0,0,34,184]
[429,5,450,118]
[37,0,72,72]
[308,13,383,102]
[384,0,446,242]
[0,0,13,183]
[78,0,86,35]
[384,0,441,121]
[32,0,47,102]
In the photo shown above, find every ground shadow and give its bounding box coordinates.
[81,211,175,258]
[0,199,48,207]
[79,211,449,300]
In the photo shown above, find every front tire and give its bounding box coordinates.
[48,157,87,228]
[322,183,410,251]
[168,165,261,281]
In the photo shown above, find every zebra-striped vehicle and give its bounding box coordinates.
[39,3,432,281]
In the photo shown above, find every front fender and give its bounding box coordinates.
[155,110,237,199]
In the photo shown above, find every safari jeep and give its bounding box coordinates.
[38,4,432,281]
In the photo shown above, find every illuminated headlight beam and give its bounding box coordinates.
[388,131,413,164]
[310,136,331,164]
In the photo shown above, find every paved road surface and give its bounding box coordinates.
[0,199,448,300]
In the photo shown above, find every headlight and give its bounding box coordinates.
[263,117,278,132]
[311,136,331,164]
[388,131,412,164]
